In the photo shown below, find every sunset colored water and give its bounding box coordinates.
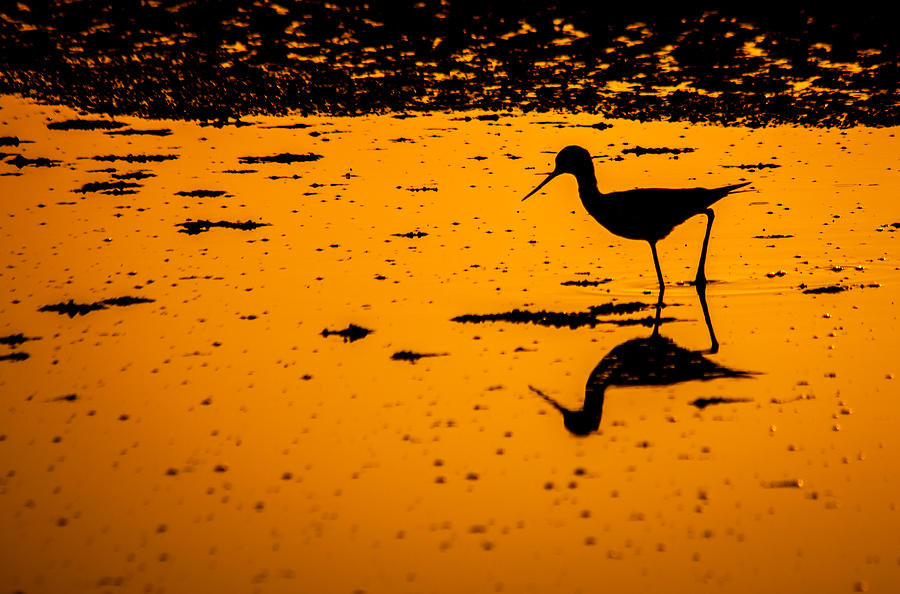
[2,91,899,593]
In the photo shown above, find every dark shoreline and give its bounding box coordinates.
[2,3,898,127]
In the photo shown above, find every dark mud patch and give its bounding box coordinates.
[74,180,142,194]
[452,302,668,330]
[722,163,781,170]
[451,114,510,122]
[104,128,172,136]
[91,154,178,163]
[112,171,155,180]
[391,350,448,362]
[0,333,40,347]
[622,146,696,157]
[175,219,269,235]
[801,285,849,294]
[321,324,372,343]
[47,119,125,131]
[530,121,612,131]
[5,155,61,168]
[0,136,21,147]
[39,296,154,317]
[392,231,428,238]
[175,190,228,198]
[199,119,254,128]
[561,278,613,287]
[0,352,29,362]
[101,296,155,307]
[238,152,322,165]
[260,122,313,129]
[689,396,753,410]
[588,302,653,316]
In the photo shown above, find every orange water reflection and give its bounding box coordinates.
[1,96,899,593]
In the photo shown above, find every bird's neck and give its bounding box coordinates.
[574,170,601,208]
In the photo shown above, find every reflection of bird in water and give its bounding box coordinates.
[523,146,751,294]
[533,287,754,436]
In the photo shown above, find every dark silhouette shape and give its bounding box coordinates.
[451,301,668,330]
[689,396,752,410]
[175,219,269,235]
[238,152,322,165]
[523,146,751,295]
[39,296,154,317]
[391,350,448,362]
[91,154,178,163]
[320,324,373,343]
[46,119,125,131]
[532,286,754,436]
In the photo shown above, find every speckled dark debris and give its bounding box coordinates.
[74,180,142,194]
[112,171,155,180]
[5,155,61,168]
[47,119,126,131]
[561,278,613,287]
[622,146,696,157]
[39,296,155,317]
[175,190,228,198]
[452,302,667,329]
[0,333,39,347]
[91,154,179,163]
[801,285,849,294]
[689,396,753,409]
[722,163,781,170]
[391,351,448,362]
[321,324,373,343]
[104,128,173,136]
[238,152,323,165]
[175,219,270,234]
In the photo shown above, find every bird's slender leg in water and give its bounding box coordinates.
[695,208,715,285]
[650,241,665,297]
[651,288,664,338]
[695,282,719,354]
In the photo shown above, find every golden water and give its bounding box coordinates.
[1,95,898,593]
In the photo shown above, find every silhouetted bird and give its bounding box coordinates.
[523,146,751,293]
[531,289,754,436]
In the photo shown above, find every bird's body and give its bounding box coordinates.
[523,145,751,291]
[581,185,749,243]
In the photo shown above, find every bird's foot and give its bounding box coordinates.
[690,274,709,287]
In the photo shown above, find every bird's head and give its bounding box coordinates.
[522,145,593,201]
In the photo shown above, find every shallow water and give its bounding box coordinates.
[1,95,899,593]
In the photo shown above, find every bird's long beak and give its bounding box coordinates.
[522,171,559,201]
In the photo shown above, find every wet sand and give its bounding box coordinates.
[1,94,899,593]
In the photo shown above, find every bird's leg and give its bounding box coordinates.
[650,241,665,298]
[695,209,715,285]
[651,292,663,338]
[695,282,719,354]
